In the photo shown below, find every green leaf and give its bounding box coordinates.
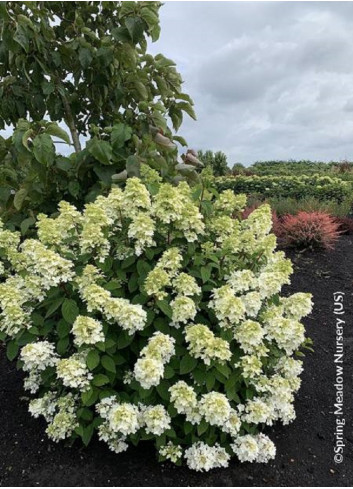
[128,273,138,293]
[56,157,72,172]
[105,338,116,349]
[117,331,134,350]
[96,341,106,352]
[197,419,209,436]
[111,123,132,149]
[0,3,8,19]
[45,123,71,145]
[164,366,174,379]
[180,354,198,375]
[92,374,110,386]
[136,260,151,277]
[177,92,194,104]
[156,435,167,449]
[184,421,193,435]
[79,47,93,69]
[14,21,30,52]
[57,319,71,338]
[151,111,167,132]
[225,375,237,391]
[93,165,118,185]
[125,17,144,43]
[114,353,126,366]
[88,138,112,165]
[216,363,231,379]
[99,389,117,401]
[146,310,155,327]
[103,280,121,291]
[6,340,19,361]
[61,299,79,324]
[156,300,172,319]
[156,380,170,401]
[32,133,55,165]
[155,76,169,96]
[228,391,241,403]
[86,350,100,370]
[42,81,55,95]
[167,404,178,418]
[111,26,131,43]
[140,6,159,29]
[28,325,40,336]
[134,81,148,100]
[20,216,35,235]
[121,255,136,269]
[81,388,98,407]
[126,155,140,177]
[22,129,33,150]
[31,313,44,327]
[164,428,177,439]
[173,135,188,147]
[154,317,170,334]
[45,297,64,318]
[78,407,93,422]
[57,336,69,355]
[101,355,116,373]
[82,423,94,446]
[295,351,305,358]
[13,188,28,211]
[120,2,137,17]
[145,248,156,260]
[68,181,80,198]
[205,373,215,391]
[99,256,113,273]
[131,293,148,305]
[176,102,197,120]
[201,266,211,283]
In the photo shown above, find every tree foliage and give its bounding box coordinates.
[0,1,197,232]
[198,150,229,177]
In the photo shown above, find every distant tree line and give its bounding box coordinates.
[197,150,230,176]
[196,154,353,177]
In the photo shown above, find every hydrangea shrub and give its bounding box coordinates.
[0,175,313,471]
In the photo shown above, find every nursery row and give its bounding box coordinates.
[215,174,352,203]
[248,160,353,177]
[257,196,352,218]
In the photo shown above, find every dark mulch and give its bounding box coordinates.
[1,237,353,487]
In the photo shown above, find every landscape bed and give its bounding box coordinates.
[215,175,352,203]
[1,235,352,487]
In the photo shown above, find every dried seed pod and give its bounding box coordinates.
[154,132,177,150]
[182,150,204,167]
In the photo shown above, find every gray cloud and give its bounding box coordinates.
[149,1,353,165]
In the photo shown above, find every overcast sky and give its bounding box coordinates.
[149,1,353,166]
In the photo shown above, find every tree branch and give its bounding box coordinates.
[60,91,82,153]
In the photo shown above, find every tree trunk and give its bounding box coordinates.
[61,93,82,153]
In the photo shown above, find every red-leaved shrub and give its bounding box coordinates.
[276,211,341,250]
[334,217,353,235]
